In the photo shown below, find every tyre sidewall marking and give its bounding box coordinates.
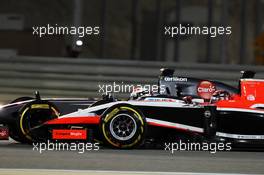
[19,107,31,140]
[102,106,145,148]
[19,104,59,141]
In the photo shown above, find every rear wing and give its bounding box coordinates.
[240,70,256,79]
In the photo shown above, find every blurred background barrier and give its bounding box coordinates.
[0,56,263,103]
[1,1,264,65]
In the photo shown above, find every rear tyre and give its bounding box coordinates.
[8,126,26,143]
[16,100,60,144]
[8,97,34,143]
[99,104,146,149]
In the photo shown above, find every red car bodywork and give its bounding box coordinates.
[217,79,264,111]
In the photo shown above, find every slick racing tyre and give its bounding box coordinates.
[16,100,60,144]
[8,96,34,143]
[99,104,146,149]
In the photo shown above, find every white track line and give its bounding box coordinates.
[0,169,259,175]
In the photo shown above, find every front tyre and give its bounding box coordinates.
[99,104,146,149]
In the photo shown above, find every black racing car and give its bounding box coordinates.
[0,68,238,145]
[25,70,264,149]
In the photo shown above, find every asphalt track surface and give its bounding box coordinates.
[0,140,264,174]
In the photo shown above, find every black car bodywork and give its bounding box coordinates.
[0,68,239,145]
